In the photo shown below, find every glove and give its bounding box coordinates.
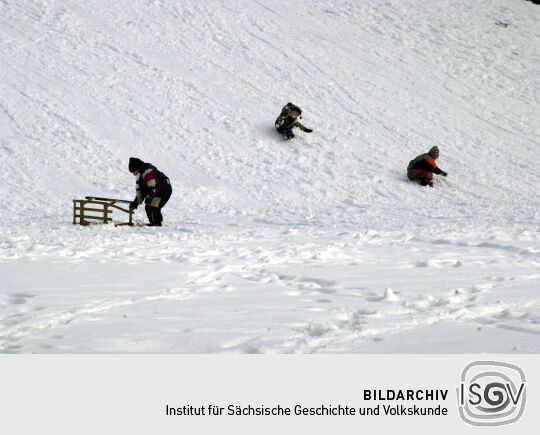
[129,200,138,210]
[440,171,448,177]
[304,128,313,133]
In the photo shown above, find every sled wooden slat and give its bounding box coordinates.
[74,206,113,214]
[73,196,133,226]
[77,214,111,221]
[85,196,132,204]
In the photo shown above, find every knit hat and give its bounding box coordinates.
[128,157,144,172]
[428,146,440,159]
[287,103,302,118]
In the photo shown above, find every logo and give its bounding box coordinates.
[457,361,526,426]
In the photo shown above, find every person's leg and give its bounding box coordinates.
[145,184,172,226]
[158,184,172,209]
[277,126,294,139]
[408,169,426,181]
[284,129,294,139]
[145,204,156,225]
[408,170,432,186]
[420,173,433,186]
[152,207,163,226]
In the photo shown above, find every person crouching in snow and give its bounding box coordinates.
[128,157,172,226]
[407,146,448,187]
[275,102,313,140]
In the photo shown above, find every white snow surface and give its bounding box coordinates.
[1,0,539,353]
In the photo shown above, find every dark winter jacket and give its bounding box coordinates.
[407,153,442,175]
[275,104,309,132]
[135,163,170,205]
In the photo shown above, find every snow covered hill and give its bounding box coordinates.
[1,0,539,353]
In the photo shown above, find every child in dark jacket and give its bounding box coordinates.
[275,103,313,139]
[128,157,172,226]
[407,146,448,187]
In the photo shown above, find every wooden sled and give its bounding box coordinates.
[73,196,134,227]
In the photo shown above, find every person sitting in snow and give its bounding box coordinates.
[128,157,172,226]
[407,146,448,187]
[275,102,313,140]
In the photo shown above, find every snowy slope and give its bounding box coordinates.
[1,0,539,353]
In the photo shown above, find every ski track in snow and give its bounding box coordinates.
[0,0,539,352]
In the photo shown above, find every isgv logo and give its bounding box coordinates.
[457,361,526,426]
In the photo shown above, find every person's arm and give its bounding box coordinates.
[130,178,144,209]
[424,157,443,174]
[143,168,170,201]
[426,161,447,176]
[294,121,313,133]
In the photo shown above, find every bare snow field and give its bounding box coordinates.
[0,0,539,353]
